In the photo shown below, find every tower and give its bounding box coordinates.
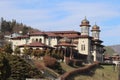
[80,17,91,36]
[91,23,100,40]
[78,17,91,63]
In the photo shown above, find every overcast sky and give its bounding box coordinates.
[0,0,120,46]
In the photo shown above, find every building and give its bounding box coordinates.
[10,18,105,62]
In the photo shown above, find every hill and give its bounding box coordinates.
[0,17,39,35]
[104,46,115,56]
[109,45,120,54]
[104,44,120,56]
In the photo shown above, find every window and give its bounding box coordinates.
[81,44,85,51]
[36,38,38,42]
[32,39,34,42]
[48,37,51,45]
[39,38,42,43]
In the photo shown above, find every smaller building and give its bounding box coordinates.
[111,54,120,66]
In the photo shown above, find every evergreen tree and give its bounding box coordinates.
[1,57,11,80]
[0,52,44,80]
[14,46,21,55]
[3,44,13,54]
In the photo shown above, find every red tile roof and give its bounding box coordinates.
[59,34,80,39]
[45,32,61,37]
[55,42,76,47]
[18,42,51,48]
[29,31,47,36]
[47,31,81,34]
[11,35,29,40]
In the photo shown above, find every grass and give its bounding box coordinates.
[70,65,118,80]
[33,59,118,80]
[60,62,78,72]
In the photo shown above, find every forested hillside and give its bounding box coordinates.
[104,45,120,56]
[104,46,115,56]
[109,45,120,54]
[0,17,39,35]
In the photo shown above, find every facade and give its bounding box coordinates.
[10,18,105,62]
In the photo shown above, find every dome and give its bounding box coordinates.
[81,18,89,24]
[91,24,100,32]
[80,17,90,27]
[92,24,99,29]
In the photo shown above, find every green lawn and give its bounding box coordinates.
[70,65,118,80]
[33,59,119,80]
[60,62,76,72]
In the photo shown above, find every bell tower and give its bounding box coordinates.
[91,23,100,40]
[80,17,91,36]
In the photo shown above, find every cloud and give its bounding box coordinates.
[0,1,119,30]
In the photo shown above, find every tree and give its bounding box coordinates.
[22,47,31,56]
[1,57,11,80]
[32,49,40,59]
[43,55,64,74]
[22,26,29,35]
[0,52,44,80]
[14,46,21,55]
[39,49,45,57]
[3,44,13,54]
[0,52,11,80]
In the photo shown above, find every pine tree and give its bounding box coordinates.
[3,44,13,54]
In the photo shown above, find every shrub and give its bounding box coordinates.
[43,55,64,74]
[99,62,115,65]
[60,62,99,80]
[43,55,57,68]
[68,59,83,67]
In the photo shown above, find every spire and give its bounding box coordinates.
[85,16,87,20]
[95,22,96,25]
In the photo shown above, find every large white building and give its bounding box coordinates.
[10,18,105,62]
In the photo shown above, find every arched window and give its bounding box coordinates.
[81,44,85,51]
[36,38,38,42]
[39,38,42,43]
[83,44,85,50]
[32,39,34,42]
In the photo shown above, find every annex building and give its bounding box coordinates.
[10,18,105,63]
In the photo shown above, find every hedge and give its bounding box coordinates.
[60,61,99,80]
